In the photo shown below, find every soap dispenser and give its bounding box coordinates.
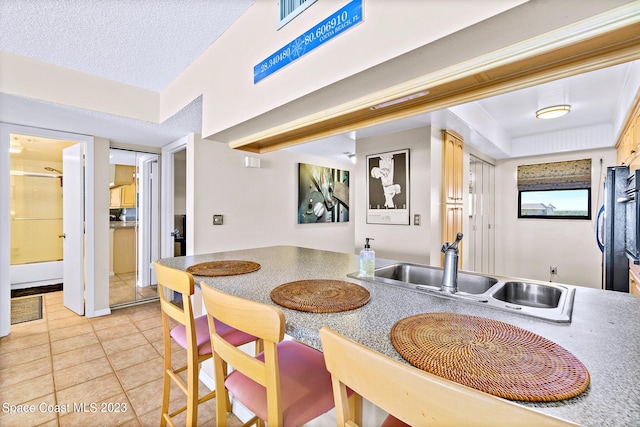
[359,238,375,278]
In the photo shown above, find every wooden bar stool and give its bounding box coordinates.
[154,262,257,427]
[319,326,580,427]
[200,284,336,427]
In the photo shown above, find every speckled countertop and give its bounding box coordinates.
[158,245,640,426]
[109,221,137,229]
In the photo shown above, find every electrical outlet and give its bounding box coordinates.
[550,266,558,275]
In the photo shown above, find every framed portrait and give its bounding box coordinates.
[366,149,410,225]
[298,163,350,223]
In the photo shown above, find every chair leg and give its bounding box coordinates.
[186,349,199,426]
[214,356,229,427]
[160,334,172,427]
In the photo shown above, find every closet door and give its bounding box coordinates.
[468,156,495,274]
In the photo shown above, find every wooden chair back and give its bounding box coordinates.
[319,326,580,427]
[154,261,197,332]
[201,285,286,426]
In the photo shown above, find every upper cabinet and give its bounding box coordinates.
[617,92,640,168]
[110,183,136,209]
[442,130,464,204]
[110,164,135,188]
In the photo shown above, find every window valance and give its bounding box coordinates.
[517,159,592,191]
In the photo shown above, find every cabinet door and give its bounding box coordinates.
[442,131,464,204]
[629,269,640,297]
[113,228,136,274]
[121,183,136,208]
[110,188,122,208]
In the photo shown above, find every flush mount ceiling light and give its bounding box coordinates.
[370,90,429,110]
[535,104,571,119]
[344,152,356,164]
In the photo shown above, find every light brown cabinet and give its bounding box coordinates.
[112,227,135,274]
[442,130,464,204]
[109,183,136,208]
[629,262,640,297]
[630,271,640,297]
[110,165,135,187]
[441,130,464,267]
[617,93,640,168]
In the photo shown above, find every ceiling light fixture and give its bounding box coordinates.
[536,104,571,119]
[370,90,429,110]
[344,152,356,164]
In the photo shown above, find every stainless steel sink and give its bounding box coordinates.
[348,263,575,323]
[373,263,498,294]
[491,281,563,309]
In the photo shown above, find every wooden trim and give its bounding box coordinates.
[229,4,640,153]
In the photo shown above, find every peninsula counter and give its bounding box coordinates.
[158,245,640,426]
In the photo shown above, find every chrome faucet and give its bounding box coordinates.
[441,232,463,293]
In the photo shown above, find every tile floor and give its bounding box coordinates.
[0,291,243,426]
[109,273,158,307]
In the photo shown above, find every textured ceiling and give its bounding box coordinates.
[0,0,254,147]
[0,0,254,91]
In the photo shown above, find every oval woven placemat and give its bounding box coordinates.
[270,280,370,313]
[186,260,261,277]
[390,312,590,402]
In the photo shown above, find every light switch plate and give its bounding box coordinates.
[414,214,421,226]
[213,215,223,225]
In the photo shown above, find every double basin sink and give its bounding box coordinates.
[349,262,575,322]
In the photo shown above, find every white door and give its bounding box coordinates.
[467,156,495,274]
[62,144,85,315]
[138,154,160,288]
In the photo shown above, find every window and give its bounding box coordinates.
[278,0,317,29]
[517,159,592,220]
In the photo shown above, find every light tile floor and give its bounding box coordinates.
[0,291,243,426]
[109,273,158,307]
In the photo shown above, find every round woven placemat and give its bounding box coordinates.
[186,260,261,277]
[390,312,590,402]
[270,280,370,313]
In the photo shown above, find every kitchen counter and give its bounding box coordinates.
[158,245,640,426]
[109,220,137,229]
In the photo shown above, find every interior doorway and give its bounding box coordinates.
[1,123,95,336]
[108,148,159,307]
[8,134,76,289]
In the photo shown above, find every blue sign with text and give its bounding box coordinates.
[254,0,363,83]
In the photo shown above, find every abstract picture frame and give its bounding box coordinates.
[298,163,350,224]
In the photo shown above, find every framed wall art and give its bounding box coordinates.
[298,163,350,223]
[366,149,409,225]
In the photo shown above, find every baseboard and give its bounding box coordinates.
[11,283,63,298]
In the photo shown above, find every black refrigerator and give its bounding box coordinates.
[598,166,629,292]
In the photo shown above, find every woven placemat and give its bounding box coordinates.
[390,312,590,402]
[186,260,261,277]
[270,280,370,313]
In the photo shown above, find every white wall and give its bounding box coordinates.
[161,0,529,138]
[191,136,354,254]
[355,127,432,263]
[495,148,617,289]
